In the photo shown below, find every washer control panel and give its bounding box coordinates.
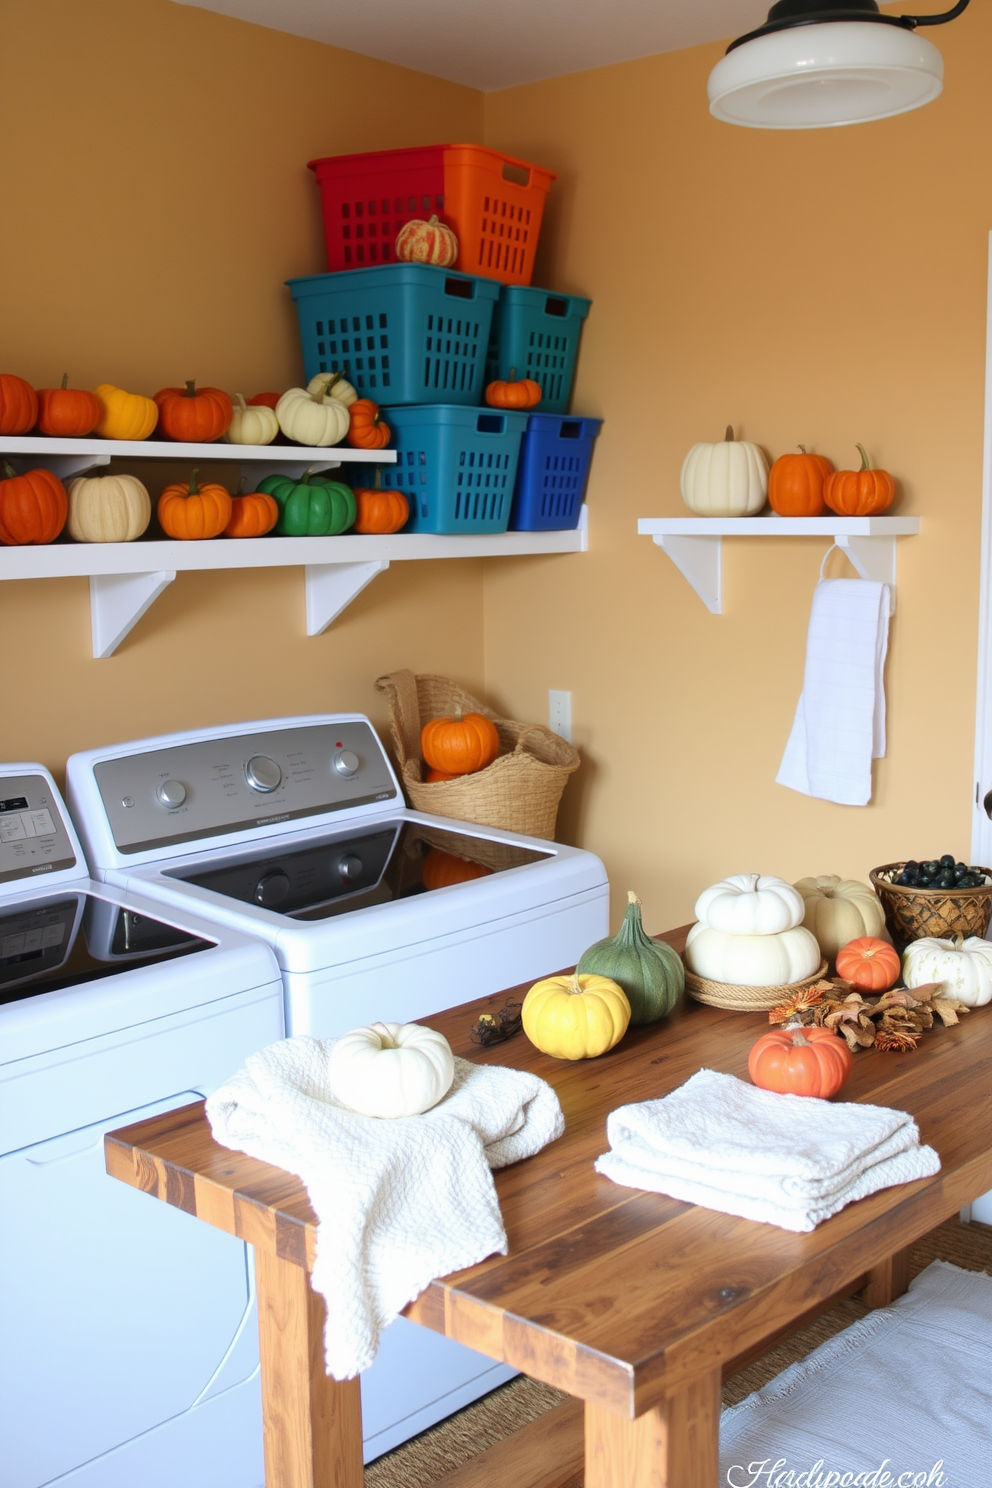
[0,774,78,885]
[92,721,397,855]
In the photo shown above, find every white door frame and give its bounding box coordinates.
[972,233,992,867]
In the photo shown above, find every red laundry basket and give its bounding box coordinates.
[307,144,556,287]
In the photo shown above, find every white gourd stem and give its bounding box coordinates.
[725,425,734,441]
[745,874,760,893]
[234,393,247,412]
[371,1021,397,1049]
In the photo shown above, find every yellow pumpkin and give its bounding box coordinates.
[522,972,630,1061]
[66,473,151,543]
[93,384,159,441]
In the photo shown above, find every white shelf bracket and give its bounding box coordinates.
[241,458,341,489]
[89,570,176,659]
[12,453,112,480]
[834,535,898,613]
[652,534,722,614]
[305,560,390,635]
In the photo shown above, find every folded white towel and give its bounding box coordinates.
[776,575,890,806]
[594,1070,940,1233]
[206,1035,564,1379]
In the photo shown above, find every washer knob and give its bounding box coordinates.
[254,868,290,908]
[245,755,283,793]
[155,780,186,809]
[337,854,363,882]
[333,750,360,779]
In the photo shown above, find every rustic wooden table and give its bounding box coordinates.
[105,927,992,1488]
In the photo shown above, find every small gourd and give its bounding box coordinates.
[36,375,101,438]
[154,380,233,443]
[823,445,895,517]
[157,468,232,540]
[93,383,159,440]
[902,934,992,1007]
[421,707,500,776]
[522,972,630,1060]
[0,462,68,545]
[576,892,684,1026]
[485,371,542,410]
[748,1027,852,1099]
[793,875,885,962]
[328,1021,455,1119]
[680,426,768,517]
[684,922,821,986]
[66,473,151,543]
[257,469,356,537]
[305,371,358,407]
[276,385,350,447]
[767,446,833,517]
[695,873,804,937]
[225,393,278,447]
[347,399,391,450]
[834,936,900,992]
[395,214,459,268]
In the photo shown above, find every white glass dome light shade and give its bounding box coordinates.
[708,21,944,128]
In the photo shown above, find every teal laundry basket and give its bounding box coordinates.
[485,286,591,414]
[287,264,499,406]
[353,405,528,534]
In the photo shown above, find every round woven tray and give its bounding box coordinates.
[870,862,992,950]
[684,959,829,1012]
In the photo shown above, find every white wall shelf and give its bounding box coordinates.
[637,514,920,615]
[2,437,587,655]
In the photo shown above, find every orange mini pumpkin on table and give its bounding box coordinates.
[767,446,833,517]
[346,400,391,450]
[0,463,68,545]
[154,381,233,443]
[823,445,895,516]
[834,936,901,991]
[35,375,101,438]
[158,468,232,540]
[421,707,500,776]
[485,371,542,411]
[748,1026,852,1099]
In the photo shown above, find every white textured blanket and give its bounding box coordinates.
[595,1069,940,1233]
[206,1035,564,1379]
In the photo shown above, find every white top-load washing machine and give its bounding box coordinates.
[66,712,610,1460]
[0,764,284,1488]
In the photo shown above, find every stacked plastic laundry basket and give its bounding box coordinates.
[289,143,601,535]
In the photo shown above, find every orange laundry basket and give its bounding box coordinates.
[307,144,556,287]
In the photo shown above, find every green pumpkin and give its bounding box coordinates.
[576,892,684,1026]
[258,469,356,536]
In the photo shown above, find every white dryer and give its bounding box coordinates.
[0,764,284,1488]
[66,713,609,1459]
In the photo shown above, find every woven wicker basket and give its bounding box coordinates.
[374,669,580,840]
[684,960,829,1013]
[869,862,992,950]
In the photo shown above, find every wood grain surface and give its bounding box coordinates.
[106,924,992,1431]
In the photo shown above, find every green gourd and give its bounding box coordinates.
[258,469,356,536]
[576,891,684,1026]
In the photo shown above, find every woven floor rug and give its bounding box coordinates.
[720,1260,992,1487]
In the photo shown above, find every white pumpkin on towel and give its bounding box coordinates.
[329,1021,455,1118]
[695,873,804,936]
[902,936,992,1008]
[685,923,821,987]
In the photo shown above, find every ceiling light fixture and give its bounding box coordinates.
[708,0,970,129]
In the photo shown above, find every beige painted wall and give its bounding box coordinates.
[483,5,992,929]
[0,0,485,778]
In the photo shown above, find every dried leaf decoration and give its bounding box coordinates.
[766,972,970,1054]
[875,1029,920,1053]
[767,984,824,1025]
[470,997,523,1046]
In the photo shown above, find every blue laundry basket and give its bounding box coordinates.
[354,404,529,535]
[509,414,602,531]
[485,287,591,415]
[287,264,500,406]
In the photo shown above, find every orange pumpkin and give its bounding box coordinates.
[0,374,39,435]
[0,462,68,545]
[767,446,833,517]
[485,371,542,411]
[158,468,232,540]
[247,392,281,410]
[834,936,901,992]
[395,214,458,268]
[352,473,409,534]
[748,1026,852,1099]
[421,849,492,890]
[35,374,101,438]
[346,400,391,450]
[154,381,233,443]
[421,708,500,775]
[223,487,279,538]
[425,766,461,782]
[823,445,895,517]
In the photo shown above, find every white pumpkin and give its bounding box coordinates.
[902,936,992,1007]
[276,386,350,447]
[794,875,885,962]
[685,922,821,987]
[694,873,804,936]
[306,370,358,407]
[680,426,768,517]
[225,393,278,447]
[66,474,151,543]
[328,1020,455,1118]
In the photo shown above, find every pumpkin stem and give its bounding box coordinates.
[3,462,18,480]
[234,393,247,412]
[627,890,641,907]
[790,1030,810,1046]
[856,443,871,471]
[797,444,807,453]
[508,367,517,383]
[745,873,761,893]
[184,379,197,398]
[371,1021,397,1049]
[61,373,69,391]
[725,425,734,441]
[315,371,344,403]
[566,973,584,996]
[188,468,200,496]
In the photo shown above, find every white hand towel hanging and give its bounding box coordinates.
[776,569,890,806]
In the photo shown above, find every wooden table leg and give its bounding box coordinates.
[255,1248,363,1488]
[862,1245,912,1309]
[584,1367,723,1488]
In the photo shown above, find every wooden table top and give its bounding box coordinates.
[106,926,992,1421]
